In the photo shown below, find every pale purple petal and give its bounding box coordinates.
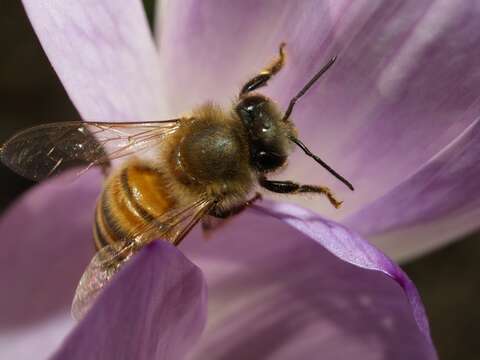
[155,1,326,113]
[0,170,102,359]
[52,241,207,360]
[286,0,480,222]
[156,0,480,257]
[0,163,434,358]
[0,169,207,359]
[22,0,166,121]
[182,202,437,359]
[345,117,480,260]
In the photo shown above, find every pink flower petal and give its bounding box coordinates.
[155,1,322,113]
[182,202,437,359]
[22,0,165,121]
[0,170,207,359]
[345,117,480,260]
[0,165,434,358]
[156,0,480,258]
[0,170,102,359]
[51,242,207,360]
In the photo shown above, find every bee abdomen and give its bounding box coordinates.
[93,192,127,250]
[93,163,175,250]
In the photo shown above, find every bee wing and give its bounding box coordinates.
[71,240,135,320]
[0,120,181,181]
[71,197,216,320]
[130,196,217,246]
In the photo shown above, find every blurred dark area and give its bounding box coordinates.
[0,2,78,209]
[1,2,478,359]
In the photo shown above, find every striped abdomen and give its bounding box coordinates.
[93,163,176,251]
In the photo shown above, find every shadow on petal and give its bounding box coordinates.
[52,241,207,360]
[0,170,101,329]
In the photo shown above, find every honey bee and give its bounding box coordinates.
[0,43,353,319]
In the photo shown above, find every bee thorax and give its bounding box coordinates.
[175,123,247,184]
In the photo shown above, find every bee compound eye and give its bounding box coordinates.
[254,150,286,172]
[236,95,267,127]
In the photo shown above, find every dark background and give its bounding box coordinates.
[1,2,478,359]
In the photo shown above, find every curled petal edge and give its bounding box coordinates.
[253,201,433,345]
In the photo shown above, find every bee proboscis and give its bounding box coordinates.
[1,43,354,319]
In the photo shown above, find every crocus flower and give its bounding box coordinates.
[1,0,479,359]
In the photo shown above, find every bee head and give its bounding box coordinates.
[235,55,354,191]
[235,94,294,173]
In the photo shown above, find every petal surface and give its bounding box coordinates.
[22,0,166,121]
[0,170,207,359]
[156,0,480,256]
[155,1,330,114]
[0,170,102,359]
[182,202,437,360]
[345,117,480,261]
[52,241,207,360]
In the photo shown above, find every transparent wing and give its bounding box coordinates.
[0,120,181,181]
[71,240,134,320]
[71,196,216,320]
[129,195,217,246]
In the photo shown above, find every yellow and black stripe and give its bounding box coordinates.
[93,164,175,251]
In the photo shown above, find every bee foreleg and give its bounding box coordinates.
[240,43,286,96]
[259,177,343,209]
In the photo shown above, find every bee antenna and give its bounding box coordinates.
[289,136,354,191]
[282,56,337,122]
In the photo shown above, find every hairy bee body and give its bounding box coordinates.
[93,163,176,250]
[94,103,257,249]
[165,103,256,209]
[0,43,352,319]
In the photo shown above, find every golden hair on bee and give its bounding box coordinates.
[0,43,354,319]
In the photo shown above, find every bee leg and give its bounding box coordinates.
[211,193,262,219]
[259,177,343,209]
[100,160,111,177]
[240,43,286,96]
[201,216,226,238]
[202,193,262,237]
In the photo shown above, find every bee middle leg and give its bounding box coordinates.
[202,193,262,235]
[240,43,286,96]
[211,192,262,219]
[99,160,111,177]
[259,177,343,209]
